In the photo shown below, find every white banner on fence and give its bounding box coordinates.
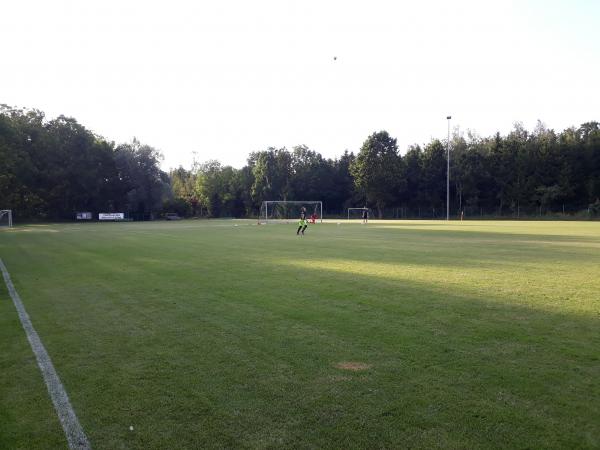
[98,213,124,221]
[76,212,92,220]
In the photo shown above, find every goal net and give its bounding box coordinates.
[259,201,323,224]
[0,210,13,227]
[347,207,371,220]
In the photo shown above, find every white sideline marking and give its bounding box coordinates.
[0,258,91,450]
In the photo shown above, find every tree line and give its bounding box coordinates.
[1,105,169,220]
[1,104,599,220]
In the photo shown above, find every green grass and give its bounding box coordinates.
[1,219,599,449]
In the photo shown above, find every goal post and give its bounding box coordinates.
[259,201,323,224]
[347,207,370,220]
[0,210,13,227]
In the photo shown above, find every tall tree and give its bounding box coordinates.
[351,131,401,218]
[114,139,168,216]
[420,139,447,216]
[250,148,293,204]
[195,160,224,217]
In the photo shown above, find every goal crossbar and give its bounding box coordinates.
[260,201,323,224]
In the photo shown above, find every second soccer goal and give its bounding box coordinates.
[347,207,370,221]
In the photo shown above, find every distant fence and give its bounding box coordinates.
[8,204,599,223]
[325,205,598,220]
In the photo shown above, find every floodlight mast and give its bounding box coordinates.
[446,115,451,221]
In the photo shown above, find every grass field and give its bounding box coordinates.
[1,219,599,449]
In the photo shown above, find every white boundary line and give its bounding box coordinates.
[0,258,91,450]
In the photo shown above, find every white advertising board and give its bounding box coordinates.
[99,213,124,221]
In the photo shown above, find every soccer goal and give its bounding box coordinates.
[0,210,13,227]
[259,201,323,224]
[347,207,370,221]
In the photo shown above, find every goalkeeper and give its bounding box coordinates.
[297,208,308,235]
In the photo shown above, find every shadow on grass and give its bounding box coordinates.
[84,249,600,448]
[366,224,600,242]
[227,256,600,448]
[309,227,600,270]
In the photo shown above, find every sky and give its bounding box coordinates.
[1,0,599,170]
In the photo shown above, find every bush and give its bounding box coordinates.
[162,198,191,217]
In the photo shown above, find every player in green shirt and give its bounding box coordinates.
[297,218,308,235]
[297,207,308,235]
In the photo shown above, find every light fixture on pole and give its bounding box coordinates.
[446,116,451,221]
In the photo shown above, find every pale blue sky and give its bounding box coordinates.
[1,0,598,169]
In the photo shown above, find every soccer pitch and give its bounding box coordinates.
[1,220,599,449]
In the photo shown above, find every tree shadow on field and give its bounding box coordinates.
[241,257,600,448]
[51,247,599,449]
[368,226,600,245]
[313,227,600,269]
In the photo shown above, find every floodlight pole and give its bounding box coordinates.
[446,115,451,221]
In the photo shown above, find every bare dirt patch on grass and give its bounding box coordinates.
[335,362,372,371]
